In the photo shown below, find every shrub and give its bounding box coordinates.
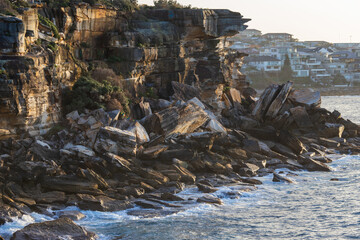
[153,0,191,9]
[63,74,131,116]
[38,14,60,39]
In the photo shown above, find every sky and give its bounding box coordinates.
[138,0,360,43]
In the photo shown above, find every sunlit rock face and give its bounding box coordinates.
[0,5,249,136]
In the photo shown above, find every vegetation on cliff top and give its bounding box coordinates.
[0,0,29,15]
[44,0,139,11]
[62,68,131,116]
[153,0,191,9]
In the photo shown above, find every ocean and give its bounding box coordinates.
[1,95,359,240]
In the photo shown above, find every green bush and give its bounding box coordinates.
[63,75,131,116]
[153,0,191,9]
[38,14,60,39]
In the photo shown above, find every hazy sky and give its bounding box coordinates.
[138,0,360,43]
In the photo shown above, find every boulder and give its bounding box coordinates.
[64,144,96,158]
[290,106,313,128]
[94,126,137,156]
[76,194,132,212]
[173,165,196,183]
[41,176,101,195]
[206,119,227,134]
[11,217,97,240]
[318,138,340,148]
[127,122,150,144]
[288,89,321,108]
[171,81,201,101]
[273,173,294,183]
[301,158,332,172]
[134,199,163,209]
[265,82,293,119]
[319,123,345,138]
[161,193,184,201]
[197,195,223,205]
[196,183,218,193]
[105,153,132,171]
[252,84,280,120]
[35,191,67,204]
[140,145,169,160]
[58,211,86,221]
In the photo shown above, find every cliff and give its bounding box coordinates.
[0,5,249,137]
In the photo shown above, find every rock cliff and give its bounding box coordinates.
[0,5,249,137]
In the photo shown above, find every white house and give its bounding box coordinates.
[243,56,282,72]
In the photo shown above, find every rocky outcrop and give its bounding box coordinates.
[0,5,249,136]
[11,217,97,240]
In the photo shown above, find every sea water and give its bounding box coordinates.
[1,96,360,240]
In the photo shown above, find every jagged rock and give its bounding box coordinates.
[288,89,321,108]
[161,193,184,201]
[319,123,345,138]
[171,81,201,101]
[278,130,305,154]
[159,149,195,162]
[318,138,341,148]
[35,191,67,204]
[140,145,169,160]
[64,144,96,158]
[105,153,132,171]
[41,176,102,195]
[206,119,227,134]
[228,88,242,108]
[0,204,22,225]
[301,158,332,172]
[11,217,97,240]
[265,82,293,119]
[83,168,110,190]
[290,106,313,128]
[144,101,209,137]
[29,140,60,161]
[173,165,196,183]
[197,183,218,193]
[135,168,169,184]
[252,84,280,120]
[94,126,137,156]
[227,148,247,161]
[134,199,163,209]
[127,122,150,144]
[77,194,132,212]
[58,211,86,221]
[197,195,223,205]
[273,173,293,183]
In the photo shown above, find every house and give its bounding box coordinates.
[324,62,348,75]
[329,51,358,62]
[262,33,293,42]
[243,56,281,72]
[292,64,310,78]
[238,29,262,39]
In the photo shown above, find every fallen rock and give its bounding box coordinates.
[134,199,163,209]
[290,106,313,128]
[301,158,332,172]
[161,193,184,201]
[319,123,345,138]
[41,176,101,195]
[197,195,223,205]
[196,183,218,193]
[318,138,340,148]
[273,173,294,183]
[94,126,137,156]
[77,194,132,212]
[11,217,97,240]
[58,211,86,221]
[288,88,321,108]
[265,81,293,119]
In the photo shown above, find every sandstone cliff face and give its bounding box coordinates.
[0,5,249,136]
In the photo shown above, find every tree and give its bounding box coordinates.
[279,54,293,82]
[332,73,347,85]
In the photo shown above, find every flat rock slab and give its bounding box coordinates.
[58,211,86,221]
[11,217,97,240]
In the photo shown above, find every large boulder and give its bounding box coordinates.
[11,217,97,240]
[94,126,137,156]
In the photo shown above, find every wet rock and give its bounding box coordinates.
[58,211,86,221]
[134,199,163,209]
[319,123,345,138]
[197,195,223,205]
[127,209,181,218]
[273,173,293,183]
[41,176,102,195]
[318,138,340,148]
[11,217,97,240]
[173,165,196,183]
[35,191,67,204]
[301,158,332,172]
[77,194,133,212]
[161,192,184,201]
[0,204,22,225]
[197,183,218,193]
